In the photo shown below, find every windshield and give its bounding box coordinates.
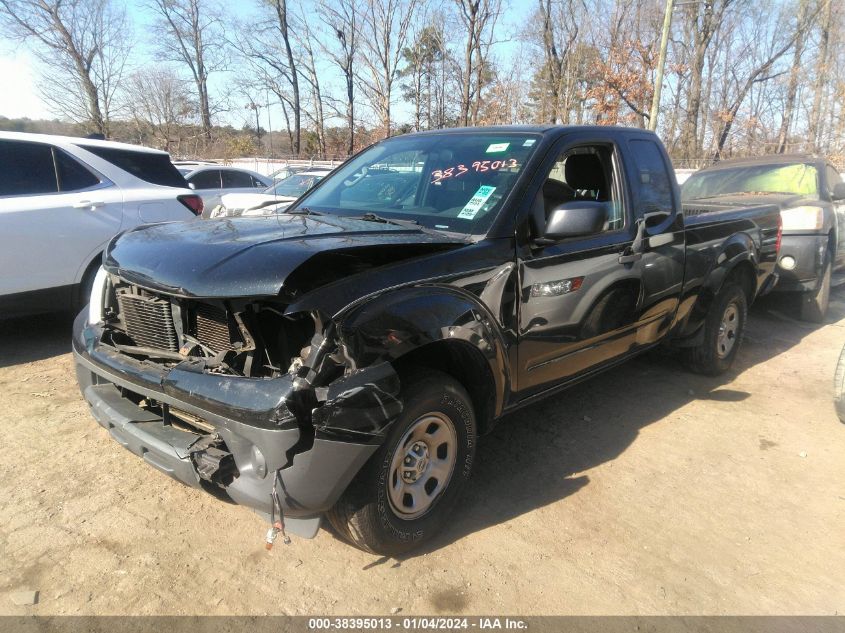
[682,162,819,201]
[291,132,541,234]
[266,173,326,197]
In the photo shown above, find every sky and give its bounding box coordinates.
[0,0,532,129]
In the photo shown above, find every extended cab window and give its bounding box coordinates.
[629,139,674,216]
[0,140,57,196]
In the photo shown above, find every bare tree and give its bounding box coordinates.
[711,1,807,158]
[357,0,419,137]
[231,0,302,155]
[776,0,812,152]
[295,15,327,156]
[454,0,501,126]
[320,0,361,154]
[148,0,224,141]
[125,67,196,151]
[0,0,131,136]
[677,0,733,160]
[808,0,834,151]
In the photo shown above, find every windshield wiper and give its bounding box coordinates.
[285,206,322,216]
[354,212,420,229]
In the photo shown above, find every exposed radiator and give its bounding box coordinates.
[117,293,179,352]
[194,303,236,353]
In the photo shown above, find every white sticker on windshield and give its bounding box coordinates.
[458,185,496,220]
[523,139,536,147]
[486,142,510,153]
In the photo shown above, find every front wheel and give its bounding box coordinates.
[684,282,748,376]
[326,369,476,556]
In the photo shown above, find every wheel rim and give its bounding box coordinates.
[387,412,458,520]
[717,302,739,359]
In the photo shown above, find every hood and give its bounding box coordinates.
[683,192,813,208]
[219,192,295,211]
[104,214,467,299]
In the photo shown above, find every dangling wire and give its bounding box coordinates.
[265,469,291,550]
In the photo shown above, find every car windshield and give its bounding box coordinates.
[682,162,819,201]
[266,173,325,197]
[290,132,541,234]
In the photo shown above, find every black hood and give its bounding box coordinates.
[104,214,468,299]
[683,192,812,208]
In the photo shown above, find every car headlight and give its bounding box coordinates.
[88,267,109,325]
[780,206,823,231]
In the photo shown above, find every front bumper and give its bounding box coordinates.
[774,233,829,293]
[72,311,379,538]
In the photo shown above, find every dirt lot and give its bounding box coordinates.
[1,291,844,616]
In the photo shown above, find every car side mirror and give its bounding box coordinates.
[832,182,845,201]
[543,201,608,240]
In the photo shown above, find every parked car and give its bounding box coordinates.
[74,125,781,555]
[0,131,202,318]
[682,154,845,321]
[269,165,310,182]
[210,168,332,217]
[178,166,272,216]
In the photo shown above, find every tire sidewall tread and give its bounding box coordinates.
[327,369,476,556]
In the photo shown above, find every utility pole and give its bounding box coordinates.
[649,0,675,131]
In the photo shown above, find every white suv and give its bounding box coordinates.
[0,131,203,318]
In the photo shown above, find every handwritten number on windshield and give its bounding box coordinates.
[431,158,518,184]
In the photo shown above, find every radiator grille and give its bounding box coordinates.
[194,303,236,353]
[117,293,179,352]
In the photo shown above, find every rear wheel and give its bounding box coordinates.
[684,282,747,376]
[326,369,476,556]
[800,253,831,323]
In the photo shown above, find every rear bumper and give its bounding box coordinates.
[774,234,828,293]
[72,311,379,538]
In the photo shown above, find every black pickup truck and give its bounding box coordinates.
[73,126,781,555]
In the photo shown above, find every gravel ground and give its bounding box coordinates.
[1,290,843,616]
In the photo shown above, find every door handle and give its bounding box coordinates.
[618,250,643,264]
[73,200,104,210]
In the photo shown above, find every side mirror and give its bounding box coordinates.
[832,182,845,201]
[544,201,608,240]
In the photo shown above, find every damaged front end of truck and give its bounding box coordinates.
[71,219,472,539]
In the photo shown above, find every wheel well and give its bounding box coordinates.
[726,260,755,304]
[75,253,103,307]
[392,340,497,435]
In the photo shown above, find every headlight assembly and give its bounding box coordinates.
[779,206,824,231]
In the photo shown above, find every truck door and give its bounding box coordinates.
[515,134,683,395]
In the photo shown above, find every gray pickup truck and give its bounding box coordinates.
[682,154,845,322]
[74,126,781,555]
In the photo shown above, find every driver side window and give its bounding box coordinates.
[533,145,623,237]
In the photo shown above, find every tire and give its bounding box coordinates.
[326,369,476,556]
[834,343,845,424]
[800,253,831,323]
[684,282,748,376]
